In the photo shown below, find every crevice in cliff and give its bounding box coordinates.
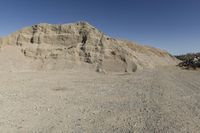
[16,34,22,46]
[78,29,92,64]
[30,25,38,44]
[96,34,105,72]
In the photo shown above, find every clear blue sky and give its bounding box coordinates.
[0,0,200,55]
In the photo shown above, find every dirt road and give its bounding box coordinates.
[0,67,200,132]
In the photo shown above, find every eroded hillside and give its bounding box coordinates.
[0,22,178,72]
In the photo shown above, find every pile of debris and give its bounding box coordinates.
[176,53,200,69]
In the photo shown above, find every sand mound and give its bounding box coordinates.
[0,21,178,72]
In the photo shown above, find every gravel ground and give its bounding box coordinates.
[0,66,200,133]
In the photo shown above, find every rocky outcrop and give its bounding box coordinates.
[176,53,200,69]
[0,21,178,72]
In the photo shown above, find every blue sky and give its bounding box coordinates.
[0,0,200,55]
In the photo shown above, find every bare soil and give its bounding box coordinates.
[0,66,200,132]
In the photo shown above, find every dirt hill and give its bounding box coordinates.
[0,21,178,72]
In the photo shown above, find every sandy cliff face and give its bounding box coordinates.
[0,22,178,72]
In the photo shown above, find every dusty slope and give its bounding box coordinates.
[0,22,178,72]
[0,67,200,132]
